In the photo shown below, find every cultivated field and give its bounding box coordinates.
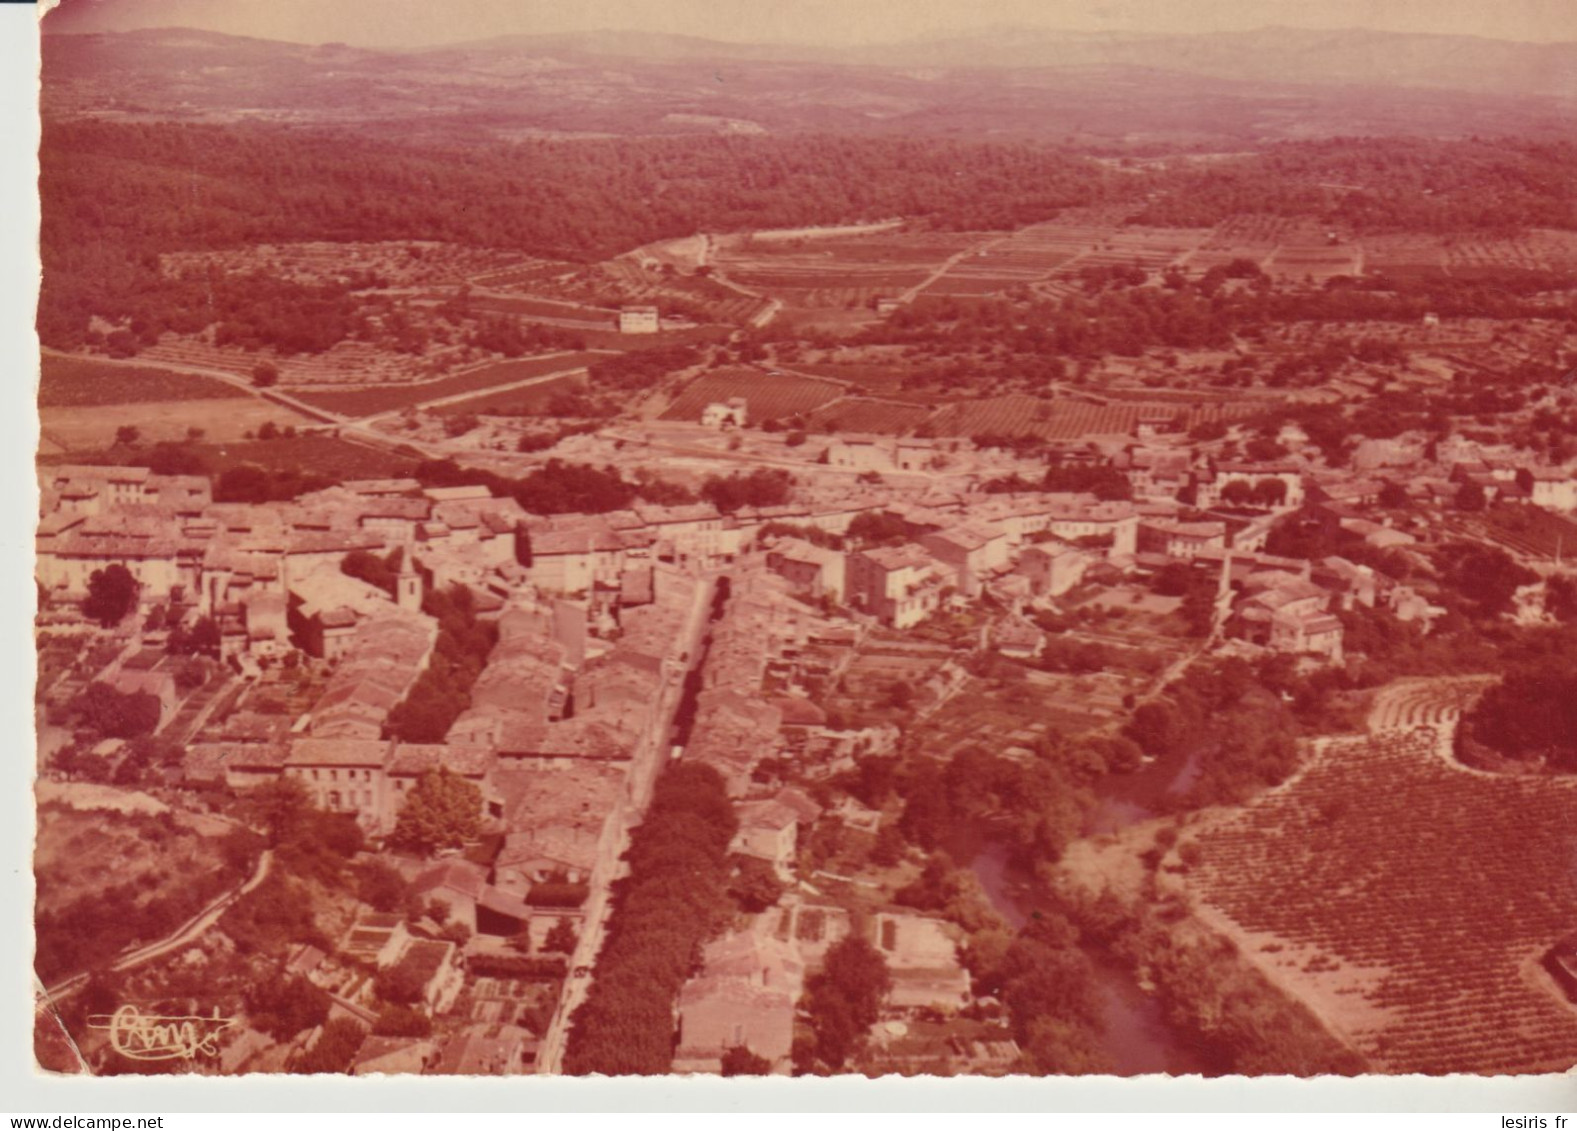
[40,355,243,407]
[42,399,311,450]
[189,435,419,479]
[288,352,603,417]
[1183,727,1577,1074]
[660,369,847,424]
[919,210,1208,298]
[136,336,466,386]
[805,397,934,435]
[431,374,585,417]
[925,396,1258,440]
[1441,507,1577,562]
[910,671,1118,759]
[712,228,988,308]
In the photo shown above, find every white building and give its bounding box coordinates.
[618,305,660,334]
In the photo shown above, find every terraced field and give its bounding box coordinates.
[1185,727,1577,1074]
[1365,676,1499,735]
[660,369,846,424]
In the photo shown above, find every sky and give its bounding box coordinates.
[40,0,1577,48]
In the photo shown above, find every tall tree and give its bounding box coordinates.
[82,564,138,627]
[390,767,482,855]
[802,933,891,1072]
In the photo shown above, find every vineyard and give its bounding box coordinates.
[39,355,243,407]
[430,375,584,417]
[1265,245,1364,281]
[1185,728,1577,1074]
[592,259,768,323]
[288,351,602,417]
[1366,676,1498,735]
[790,362,912,396]
[918,213,1206,298]
[659,369,847,424]
[1440,507,1577,561]
[712,228,984,307]
[464,294,616,328]
[804,397,933,435]
[467,258,581,291]
[925,396,1258,440]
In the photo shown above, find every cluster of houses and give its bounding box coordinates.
[35,407,1577,1073]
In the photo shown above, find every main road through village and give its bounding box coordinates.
[534,572,717,1074]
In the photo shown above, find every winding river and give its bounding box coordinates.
[961,743,1228,1076]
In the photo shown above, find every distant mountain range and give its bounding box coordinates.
[430,24,1577,99]
[41,24,1577,144]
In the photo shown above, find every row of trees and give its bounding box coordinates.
[384,584,499,744]
[413,456,637,517]
[562,763,738,1075]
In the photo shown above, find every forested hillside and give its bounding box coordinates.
[37,122,1119,350]
[1128,138,1577,231]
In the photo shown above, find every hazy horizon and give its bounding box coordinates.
[41,0,1577,50]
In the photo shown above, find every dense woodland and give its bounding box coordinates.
[1127,138,1577,231]
[40,122,1577,357]
[38,123,1119,350]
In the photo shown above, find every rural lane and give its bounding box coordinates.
[41,346,345,424]
[37,848,274,1009]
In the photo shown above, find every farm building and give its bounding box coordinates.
[825,435,941,473]
[1525,468,1577,513]
[701,398,748,429]
[618,305,659,334]
[1134,407,1183,439]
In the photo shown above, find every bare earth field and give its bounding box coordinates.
[41,397,313,449]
